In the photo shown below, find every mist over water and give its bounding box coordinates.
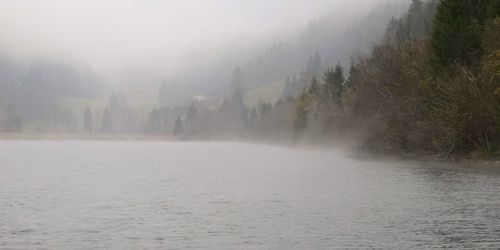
[1,0,499,248]
[1,141,499,249]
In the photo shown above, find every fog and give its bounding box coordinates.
[0,0,413,136]
[2,1,500,248]
[0,0,397,79]
[3,141,500,248]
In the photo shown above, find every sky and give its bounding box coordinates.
[0,0,386,77]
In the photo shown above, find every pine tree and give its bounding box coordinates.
[290,74,299,96]
[333,64,345,89]
[258,100,272,116]
[308,77,320,97]
[161,108,169,134]
[305,52,323,82]
[231,67,245,108]
[186,102,198,124]
[345,62,360,90]
[149,108,160,133]
[101,107,112,133]
[406,0,437,39]
[486,1,500,18]
[293,92,312,135]
[173,116,183,136]
[430,0,491,73]
[249,107,258,121]
[83,107,92,132]
[324,63,345,107]
[282,76,292,98]
[313,51,323,78]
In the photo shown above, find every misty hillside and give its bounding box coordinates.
[168,1,410,102]
[0,53,102,131]
[2,1,500,249]
[146,0,500,160]
[0,0,498,160]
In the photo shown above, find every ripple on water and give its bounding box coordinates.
[0,141,499,249]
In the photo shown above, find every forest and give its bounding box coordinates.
[0,0,499,160]
[291,0,500,159]
[167,0,500,160]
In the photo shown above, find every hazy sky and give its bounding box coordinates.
[0,0,387,75]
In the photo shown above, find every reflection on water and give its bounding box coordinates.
[0,141,499,249]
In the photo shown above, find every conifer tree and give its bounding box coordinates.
[101,107,112,133]
[173,116,183,136]
[308,77,320,97]
[83,107,92,132]
[345,62,360,90]
[324,63,345,107]
[186,103,198,124]
[249,107,258,121]
[293,92,311,135]
[149,108,160,133]
[231,67,245,108]
[430,0,491,73]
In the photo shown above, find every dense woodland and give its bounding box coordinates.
[0,0,499,160]
[292,0,500,159]
[169,0,500,160]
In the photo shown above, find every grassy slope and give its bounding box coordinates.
[60,87,158,114]
[245,79,285,107]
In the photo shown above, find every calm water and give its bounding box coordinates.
[0,141,499,249]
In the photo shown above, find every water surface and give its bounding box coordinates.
[1,141,499,249]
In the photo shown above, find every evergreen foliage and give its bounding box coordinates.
[83,107,92,132]
[430,0,498,73]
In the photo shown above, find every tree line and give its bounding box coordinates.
[1,0,498,160]
[288,0,500,159]
[168,0,499,159]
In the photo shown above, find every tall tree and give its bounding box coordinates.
[282,76,293,98]
[83,107,92,132]
[430,0,492,73]
[305,52,323,83]
[231,67,245,108]
[173,116,184,136]
[308,77,321,97]
[293,91,312,137]
[101,107,112,133]
[324,63,345,107]
[345,61,360,90]
[184,102,201,136]
[149,108,160,133]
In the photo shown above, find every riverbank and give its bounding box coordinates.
[1,132,499,165]
[0,132,175,141]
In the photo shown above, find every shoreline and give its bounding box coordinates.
[0,132,499,166]
[0,132,175,141]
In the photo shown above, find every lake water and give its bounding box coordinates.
[0,141,499,249]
